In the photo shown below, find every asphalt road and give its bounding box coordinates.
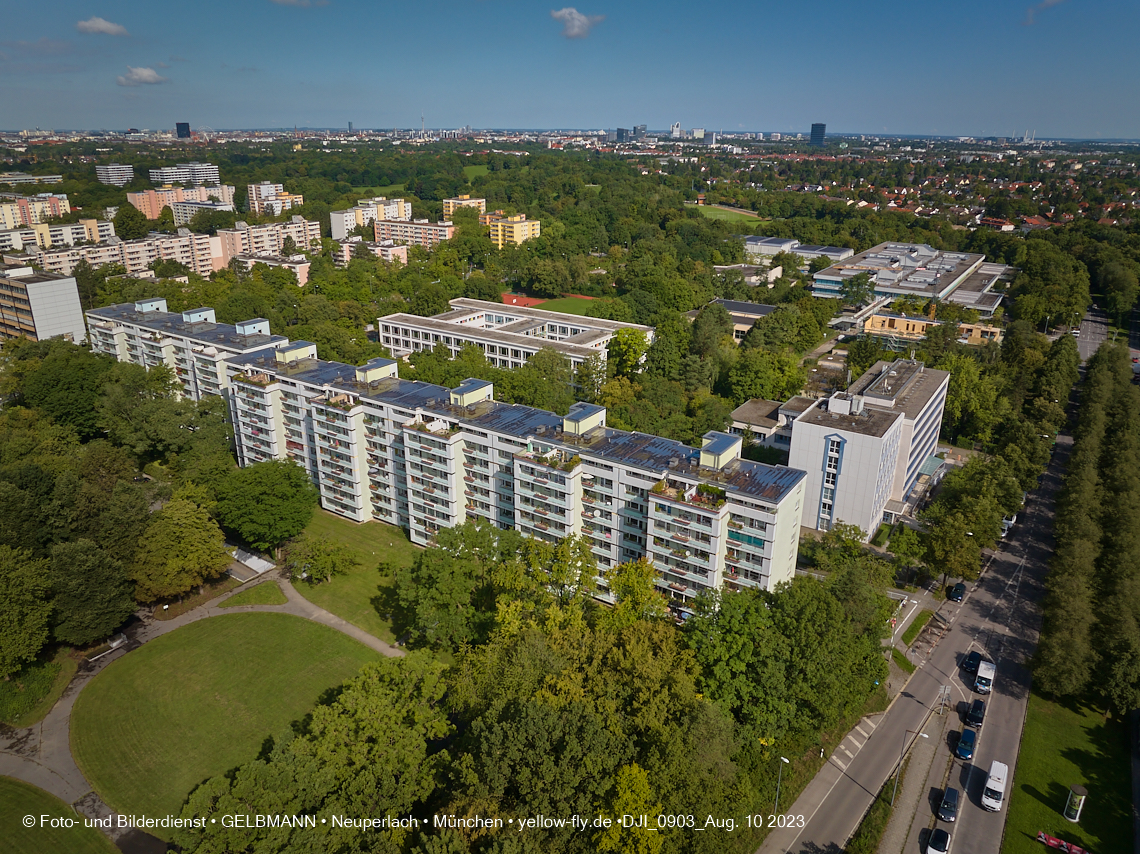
[1077,307,1109,361]
[761,429,1067,854]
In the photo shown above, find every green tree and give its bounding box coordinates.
[604,558,668,629]
[393,549,481,650]
[214,461,319,553]
[726,348,805,404]
[690,303,733,358]
[113,203,150,240]
[607,328,650,378]
[285,534,360,583]
[49,540,135,646]
[596,764,663,854]
[131,497,231,601]
[839,271,873,307]
[575,353,607,404]
[22,341,115,440]
[0,546,51,678]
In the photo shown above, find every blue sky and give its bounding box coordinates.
[2,0,1137,139]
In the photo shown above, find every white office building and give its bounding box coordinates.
[95,163,135,186]
[789,359,949,537]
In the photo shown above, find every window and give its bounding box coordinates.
[829,439,842,455]
[820,501,832,518]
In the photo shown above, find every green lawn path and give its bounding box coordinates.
[290,510,420,644]
[70,613,380,839]
[1001,694,1130,854]
[0,777,118,854]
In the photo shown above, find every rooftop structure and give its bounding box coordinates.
[812,242,990,304]
[379,298,655,368]
[744,236,853,264]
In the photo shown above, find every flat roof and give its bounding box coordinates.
[228,350,357,387]
[795,398,903,438]
[447,298,654,334]
[814,242,985,299]
[715,298,777,317]
[86,303,287,351]
[379,313,605,360]
[731,398,784,428]
[849,359,951,421]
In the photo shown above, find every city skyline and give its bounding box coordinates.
[2,0,1138,139]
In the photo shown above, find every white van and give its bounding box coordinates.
[981,760,1008,811]
[975,660,996,694]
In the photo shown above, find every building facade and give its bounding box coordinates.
[127,185,236,219]
[171,200,234,226]
[0,219,113,251]
[810,123,826,146]
[788,359,949,536]
[482,212,541,249]
[85,299,286,400]
[230,254,312,285]
[0,173,63,185]
[0,263,86,344]
[96,163,134,186]
[331,237,408,267]
[442,195,486,217]
[247,182,305,216]
[329,197,413,240]
[373,218,454,248]
[33,230,221,277]
[149,162,221,185]
[216,217,322,263]
[0,194,73,228]
[378,298,655,369]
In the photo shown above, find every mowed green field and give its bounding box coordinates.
[0,777,118,854]
[530,297,595,315]
[1001,693,1131,854]
[463,165,489,180]
[71,613,379,835]
[218,581,287,608]
[693,205,760,222]
[290,510,420,643]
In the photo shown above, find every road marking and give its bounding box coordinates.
[855,725,869,739]
[846,736,863,749]
[831,756,847,771]
[865,717,877,729]
[841,746,855,759]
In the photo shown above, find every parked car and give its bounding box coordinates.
[928,827,952,854]
[948,582,966,602]
[967,699,987,728]
[956,727,976,760]
[962,650,983,673]
[1001,514,1017,537]
[937,787,959,823]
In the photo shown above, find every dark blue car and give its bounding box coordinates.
[956,728,976,760]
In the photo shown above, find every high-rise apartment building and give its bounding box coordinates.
[442,195,487,218]
[331,237,408,267]
[0,263,86,344]
[171,200,234,226]
[216,217,322,263]
[247,182,306,216]
[85,299,286,400]
[0,193,72,228]
[670,123,682,139]
[329,197,413,240]
[127,185,236,219]
[810,123,827,146]
[149,162,221,185]
[373,218,454,248]
[96,163,135,186]
[32,229,221,278]
[0,218,114,251]
[480,212,541,248]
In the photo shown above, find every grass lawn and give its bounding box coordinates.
[532,296,595,315]
[691,204,760,222]
[0,646,79,728]
[902,609,934,647]
[891,647,916,674]
[71,613,379,837]
[356,183,404,196]
[0,777,118,854]
[1001,694,1131,854]
[219,581,287,608]
[289,510,421,644]
[463,165,489,181]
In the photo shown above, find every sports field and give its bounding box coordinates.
[70,613,379,835]
[0,777,118,854]
[693,204,760,222]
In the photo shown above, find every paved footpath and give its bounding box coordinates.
[0,576,400,850]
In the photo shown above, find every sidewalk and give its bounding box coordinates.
[879,709,954,854]
[0,575,400,846]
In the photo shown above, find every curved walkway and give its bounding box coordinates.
[0,576,400,845]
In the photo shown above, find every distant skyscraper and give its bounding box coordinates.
[634,124,646,138]
[670,122,681,139]
[176,122,191,139]
[348,122,353,134]
[810,123,826,146]
[616,128,630,143]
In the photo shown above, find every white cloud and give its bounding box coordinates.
[116,66,168,87]
[1025,0,1067,24]
[551,7,603,39]
[76,17,129,36]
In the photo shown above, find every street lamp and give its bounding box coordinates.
[774,756,791,814]
[891,730,928,805]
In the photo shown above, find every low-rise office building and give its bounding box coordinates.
[862,313,1004,346]
[378,298,655,369]
[744,236,853,263]
[788,359,949,536]
[85,299,286,400]
[0,263,86,344]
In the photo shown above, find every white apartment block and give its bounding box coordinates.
[33,230,221,278]
[85,299,286,400]
[0,263,86,344]
[247,182,305,216]
[332,237,408,267]
[217,218,322,263]
[788,359,950,537]
[96,163,134,186]
[220,341,805,611]
[149,162,221,185]
[127,185,236,219]
[329,197,413,240]
[373,218,454,248]
[230,254,311,286]
[0,172,62,185]
[378,298,656,369]
[0,219,114,251]
[171,200,234,226]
